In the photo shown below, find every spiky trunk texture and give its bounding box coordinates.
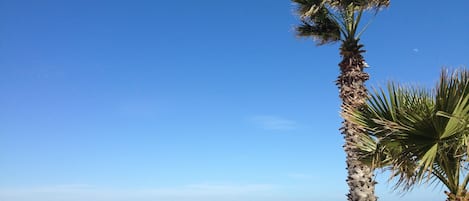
[337,39,377,201]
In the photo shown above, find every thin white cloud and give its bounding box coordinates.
[249,115,299,130]
[413,48,419,53]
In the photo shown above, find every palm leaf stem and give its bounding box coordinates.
[432,170,452,192]
[351,9,364,39]
[462,170,469,190]
[328,11,348,38]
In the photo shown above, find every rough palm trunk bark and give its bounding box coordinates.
[337,39,377,201]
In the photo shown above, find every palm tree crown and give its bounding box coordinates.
[346,68,469,200]
[293,0,389,45]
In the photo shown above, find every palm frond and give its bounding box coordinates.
[293,0,342,45]
[292,0,323,16]
[292,0,389,44]
[345,68,469,195]
[330,0,390,11]
[296,20,341,45]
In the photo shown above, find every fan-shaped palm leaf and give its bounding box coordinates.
[346,68,469,200]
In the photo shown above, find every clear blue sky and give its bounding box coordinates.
[1,1,468,201]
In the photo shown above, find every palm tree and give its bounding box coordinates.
[291,1,389,200]
[346,68,469,200]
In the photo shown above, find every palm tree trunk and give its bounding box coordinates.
[337,39,377,201]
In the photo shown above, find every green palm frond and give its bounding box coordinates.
[332,0,390,10]
[296,20,341,45]
[345,68,469,195]
[292,0,341,45]
[292,0,389,45]
[292,0,324,17]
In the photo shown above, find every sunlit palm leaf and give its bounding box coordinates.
[345,68,469,196]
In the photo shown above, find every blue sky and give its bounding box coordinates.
[1,0,468,201]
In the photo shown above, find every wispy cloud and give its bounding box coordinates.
[413,48,419,53]
[249,115,299,130]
